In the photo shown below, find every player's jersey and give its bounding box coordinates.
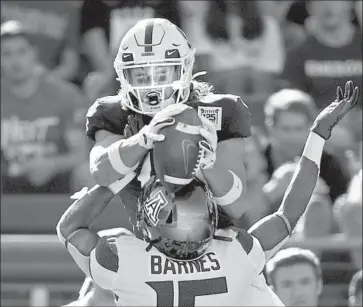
[89,228,265,307]
[86,94,251,198]
[245,274,285,306]
[86,94,251,142]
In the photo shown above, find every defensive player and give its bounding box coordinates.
[57,81,359,306]
[87,18,251,221]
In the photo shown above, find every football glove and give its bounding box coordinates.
[311,80,359,140]
[137,104,189,149]
[194,116,218,172]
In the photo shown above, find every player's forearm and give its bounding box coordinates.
[90,135,148,186]
[57,185,115,239]
[278,132,324,230]
[248,132,324,258]
[202,166,246,219]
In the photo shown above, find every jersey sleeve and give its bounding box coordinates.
[86,97,125,141]
[227,96,251,139]
[89,237,118,290]
[218,95,251,141]
[232,227,266,274]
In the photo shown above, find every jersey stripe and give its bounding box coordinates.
[95,237,119,273]
[144,20,154,52]
[231,227,253,254]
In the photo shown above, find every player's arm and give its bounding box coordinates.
[56,182,129,288]
[90,129,146,186]
[248,81,359,261]
[200,97,251,219]
[86,99,148,187]
[202,137,247,219]
[87,100,187,187]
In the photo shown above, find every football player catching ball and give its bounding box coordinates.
[86,18,252,222]
[58,81,358,306]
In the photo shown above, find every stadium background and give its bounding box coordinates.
[1,1,362,306]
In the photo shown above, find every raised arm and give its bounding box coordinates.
[56,185,117,275]
[249,81,359,261]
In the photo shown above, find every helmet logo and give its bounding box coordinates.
[122,53,134,62]
[165,49,180,59]
[181,139,196,175]
[144,190,168,226]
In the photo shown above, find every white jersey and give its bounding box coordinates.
[89,228,266,306]
[245,274,285,306]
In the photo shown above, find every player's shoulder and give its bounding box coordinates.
[87,95,123,117]
[94,229,134,272]
[217,227,254,254]
[86,95,129,140]
[197,93,247,109]
[194,93,251,138]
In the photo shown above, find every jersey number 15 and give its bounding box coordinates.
[147,276,228,306]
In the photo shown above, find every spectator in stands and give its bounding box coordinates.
[257,0,306,52]
[355,0,362,29]
[266,248,322,307]
[80,0,181,102]
[262,88,349,208]
[199,1,283,101]
[1,21,89,193]
[349,270,362,307]
[281,1,362,149]
[178,1,213,75]
[334,169,362,269]
[236,128,269,228]
[1,1,81,82]
[295,179,336,238]
[281,0,362,110]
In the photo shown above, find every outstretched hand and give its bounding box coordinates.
[311,80,359,140]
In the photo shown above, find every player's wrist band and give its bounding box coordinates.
[274,211,292,236]
[302,132,325,168]
[107,140,140,175]
[214,170,243,206]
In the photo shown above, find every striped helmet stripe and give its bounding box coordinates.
[144,20,154,52]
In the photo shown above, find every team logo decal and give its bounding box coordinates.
[198,107,222,131]
[144,190,168,226]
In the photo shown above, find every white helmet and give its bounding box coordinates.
[114,18,196,115]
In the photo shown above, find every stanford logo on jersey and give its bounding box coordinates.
[144,190,168,226]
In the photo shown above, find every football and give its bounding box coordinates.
[153,106,203,193]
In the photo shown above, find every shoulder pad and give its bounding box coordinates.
[86,96,127,141]
[193,94,251,140]
[223,95,251,139]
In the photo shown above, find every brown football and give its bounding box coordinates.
[153,107,203,192]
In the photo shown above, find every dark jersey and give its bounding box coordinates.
[86,94,251,202]
[86,94,251,142]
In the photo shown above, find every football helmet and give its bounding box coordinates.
[137,177,218,260]
[114,18,196,115]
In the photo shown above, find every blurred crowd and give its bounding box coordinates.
[1,1,362,306]
[1,0,362,247]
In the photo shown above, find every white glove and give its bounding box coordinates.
[138,104,189,149]
[194,116,218,172]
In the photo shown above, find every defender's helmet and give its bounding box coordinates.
[114,18,195,115]
[137,177,218,260]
